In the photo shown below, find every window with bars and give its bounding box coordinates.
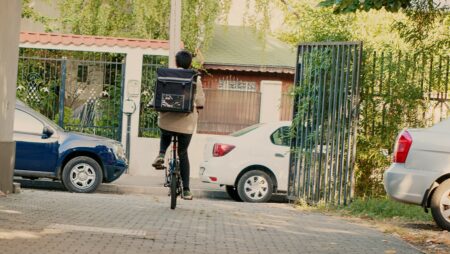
[218,79,257,92]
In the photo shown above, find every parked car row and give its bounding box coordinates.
[14,97,450,231]
[13,100,128,193]
[199,116,450,231]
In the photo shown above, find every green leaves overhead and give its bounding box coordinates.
[319,0,412,13]
[55,0,231,52]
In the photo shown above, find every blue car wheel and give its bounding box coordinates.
[62,156,103,193]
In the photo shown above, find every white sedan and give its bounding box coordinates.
[199,122,291,202]
[384,117,450,230]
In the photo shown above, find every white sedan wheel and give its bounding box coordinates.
[244,175,269,201]
[237,170,274,203]
[439,189,450,223]
[431,179,450,230]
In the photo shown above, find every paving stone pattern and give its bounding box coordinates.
[0,190,420,254]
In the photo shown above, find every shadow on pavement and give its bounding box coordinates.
[14,178,67,192]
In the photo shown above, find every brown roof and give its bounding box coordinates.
[20,32,169,50]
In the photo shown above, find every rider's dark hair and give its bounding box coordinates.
[175,50,192,69]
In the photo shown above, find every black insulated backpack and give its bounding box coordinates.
[153,68,198,113]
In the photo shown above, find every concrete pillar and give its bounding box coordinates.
[169,0,182,67]
[121,50,144,174]
[259,80,282,123]
[0,0,21,195]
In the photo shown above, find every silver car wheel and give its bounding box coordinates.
[244,176,268,201]
[70,163,96,190]
[439,189,450,223]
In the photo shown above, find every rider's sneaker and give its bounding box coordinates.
[183,189,193,200]
[152,155,164,170]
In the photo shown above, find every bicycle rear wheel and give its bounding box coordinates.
[170,173,177,209]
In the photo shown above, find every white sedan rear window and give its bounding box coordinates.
[230,124,263,137]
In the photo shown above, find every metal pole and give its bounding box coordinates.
[169,0,182,68]
[58,57,67,128]
[126,113,132,170]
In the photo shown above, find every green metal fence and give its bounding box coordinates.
[288,42,363,205]
[361,51,449,140]
[138,55,168,138]
[17,49,125,141]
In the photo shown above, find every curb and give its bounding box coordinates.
[15,178,229,200]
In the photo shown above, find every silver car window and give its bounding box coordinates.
[14,109,44,134]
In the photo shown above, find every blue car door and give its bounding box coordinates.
[13,109,59,173]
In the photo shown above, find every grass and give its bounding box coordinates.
[295,197,433,222]
[342,197,433,222]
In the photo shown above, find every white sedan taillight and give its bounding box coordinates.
[393,130,413,163]
[212,143,235,157]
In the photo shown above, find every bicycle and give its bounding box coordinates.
[161,135,183,209]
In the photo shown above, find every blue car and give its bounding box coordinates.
[13,100,128,193]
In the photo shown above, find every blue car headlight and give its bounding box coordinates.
[110,142,126,161]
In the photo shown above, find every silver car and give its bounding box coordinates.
[384,117,450,230]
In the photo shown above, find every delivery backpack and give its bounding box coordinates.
[153,68,198,113]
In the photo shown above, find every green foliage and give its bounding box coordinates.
[277,1,354,44]
[22,0,54,31]
[272,0,410,51]
[354,136,390,198]
[138,55,168,138]
[319,0,412,13]
[392,1,450,53]
[54,106,80,127]
[54,0,231,52]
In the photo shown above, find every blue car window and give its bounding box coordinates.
[14,109,44,134]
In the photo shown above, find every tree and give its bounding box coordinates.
[319,0,412,13]
[54,0,231,52]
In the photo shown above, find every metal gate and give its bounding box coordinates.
[288,42,363,205]
[17,49,125,141]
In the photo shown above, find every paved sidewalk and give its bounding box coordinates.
[0,190,421,254]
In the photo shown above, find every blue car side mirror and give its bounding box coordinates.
[42,126,54,139]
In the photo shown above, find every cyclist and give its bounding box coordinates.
[152,50,205,200]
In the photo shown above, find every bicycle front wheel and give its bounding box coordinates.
[170,173,177,209]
